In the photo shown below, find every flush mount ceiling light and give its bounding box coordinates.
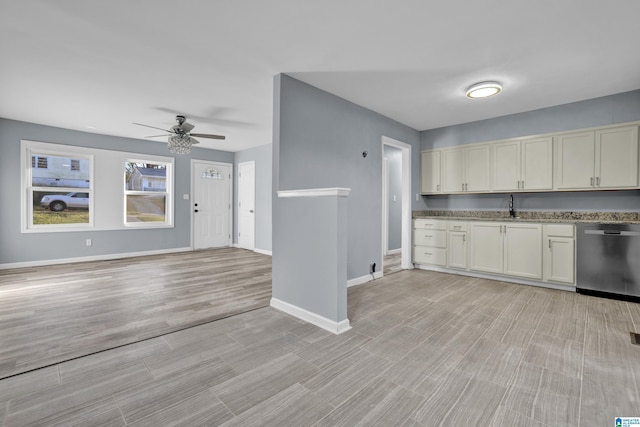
[466,81,502,99]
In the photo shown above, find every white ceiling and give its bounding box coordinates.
[1,1,640,152]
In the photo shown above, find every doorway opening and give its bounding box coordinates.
[381,136,412,275]
[237,161,256,250]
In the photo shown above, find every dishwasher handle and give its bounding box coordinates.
[584,229,640,237]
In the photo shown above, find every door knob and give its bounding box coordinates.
[194,209,198,213]
[249,210,254,213]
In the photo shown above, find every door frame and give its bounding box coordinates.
[382,157,390,255]
[237,160,256,250]
[190,159,233,249]
[381,136,412,272]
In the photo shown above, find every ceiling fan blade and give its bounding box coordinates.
[133,122,172,133]
[190,133,226,140]
[146,134,172,138]
[188,136,200,145]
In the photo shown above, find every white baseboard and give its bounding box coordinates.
[270,298,351,335]
[0,247,193,270]
[254,248,273,256]
[347,271,383,288]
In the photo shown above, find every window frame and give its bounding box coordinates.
[21,140,175,233]
[123,159,173,228]
[23,145,94,232]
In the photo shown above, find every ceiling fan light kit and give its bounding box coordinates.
[133,115,226,155]
[466,81,502,99]
[168,134,194,154]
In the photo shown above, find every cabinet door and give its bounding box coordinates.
[469,222,503,274]
[492,141,520,191]
[421,151,442,193]
[522,137,553,190]
[544,237,575,284]
[448,231,467,269]
[596,126,639,189]
[503,223,542,279]
[465,145,491,192]
[555,131,595,190]
[442,148,465,193]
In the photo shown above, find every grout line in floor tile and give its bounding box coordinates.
[576,297,590,427]
[112,395,128,426]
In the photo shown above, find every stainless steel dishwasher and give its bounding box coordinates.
[576,223,640,300]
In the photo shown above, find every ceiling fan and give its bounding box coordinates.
[133,115,225,154]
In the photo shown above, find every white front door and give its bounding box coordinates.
[192,161,232,249]
[237,161,255,250]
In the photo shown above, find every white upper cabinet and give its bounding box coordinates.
[465,145,491,192]
[596,126,639,189]
[442,144,491,193]
[423,122,639,195]
[522,137,553,190]
[420,150,442,194]
[442,148,465,193]
[494,137,552,192]
[555,125,639,190]
[492,141,520,191]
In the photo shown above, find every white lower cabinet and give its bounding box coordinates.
[469,222,542,279]
[468,222,503,274]
[413,219,447,266]
[414,219,575,288]
[543,224,575,285]
[447,222,468,269]
[503,223,543,279]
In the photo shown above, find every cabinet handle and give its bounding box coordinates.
[596,177,600,186]
[466,183,468,191]
[462,234,466,243]
[520,180,524,189]
[517,180,521,190]
[424,252,432,256]
[549,239,552,249]
[437,184,440,192]
[590,177,594,186]
[462,183,465,191]
[425,235,432,238]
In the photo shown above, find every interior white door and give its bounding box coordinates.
[237,161,255,250]
[193,161,231,249]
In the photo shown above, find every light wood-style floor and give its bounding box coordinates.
[1,268,638,426]
[0,248,272,380]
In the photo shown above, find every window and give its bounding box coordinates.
[23,140,174,233]
[27,151,93,229]
[124,161,171,226]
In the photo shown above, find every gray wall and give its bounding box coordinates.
[420,89,640,212]
[0,118,234,265]
[273,74,425,283]
[384,145,402,251]
[233,143,272,252]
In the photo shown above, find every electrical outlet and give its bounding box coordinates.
[86,239,92,246]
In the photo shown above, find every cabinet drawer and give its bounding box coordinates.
[414,229,447,247]
[448,221,468,232]
[414,219,447,230]
[543,224,574,238]
[413,246,447,266]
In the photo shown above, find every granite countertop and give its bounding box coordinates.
[412,210,640,224]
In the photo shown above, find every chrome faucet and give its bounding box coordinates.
[509,194,516,218]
